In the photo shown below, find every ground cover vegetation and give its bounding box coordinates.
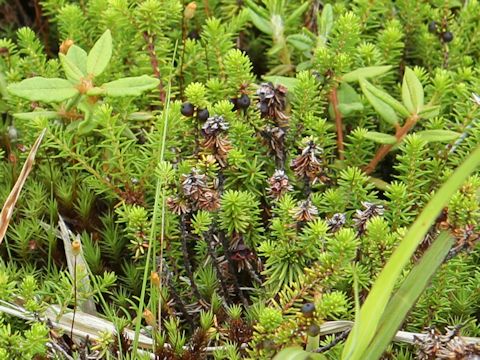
[0,0,479,359]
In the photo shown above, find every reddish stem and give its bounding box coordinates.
[364,116,418,174]
[329,88,344,160]
[143,32,166,103]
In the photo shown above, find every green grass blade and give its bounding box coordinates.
[362,231,455,360]
[342,145,480,360]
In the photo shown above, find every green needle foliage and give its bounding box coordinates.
[0,1,480,359]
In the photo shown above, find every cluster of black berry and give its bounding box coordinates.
[428,21,453,43]
[181,93,251,119]
[180,102,210,121]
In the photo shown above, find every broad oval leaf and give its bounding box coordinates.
[342,66,392,83]
[66,45,87,74]
[338,102,363,116]
[59,53,84,82]
[287,34,313,52]
[329,82,364,118]
[319,4,333,38]
[360,80,398,126]
[285,1,310,27]
[360,79,410,118]
[363,131,397,144]
[102,75,160,97]
[87,29,112,77]
[247,9,272,35]
[7,77,79,102]
[13,111,59,120]
[402,67,424,114]
[416,130,461,142]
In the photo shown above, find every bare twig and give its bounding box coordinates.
[364,115,419,174]
[142,32,166,103]
[329,88,344,160]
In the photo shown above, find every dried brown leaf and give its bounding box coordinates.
[0,128,46,245]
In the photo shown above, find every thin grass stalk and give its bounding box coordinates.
[132,43,178,355]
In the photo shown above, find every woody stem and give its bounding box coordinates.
[329,88,344,160]
[364,115,419,174]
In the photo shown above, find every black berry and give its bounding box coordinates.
[187,30,200,40]
[301,302,315,316]
[442,31,454,43]
[307,324,320,337]
[428,21,437,33]
[237,94,251,110]
[229,98,238,111]
[197,108,210,121]
[181,102,194,117]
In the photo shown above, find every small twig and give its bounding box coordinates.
[13,0,32,27]
[33,0,52,57]
[314,329,350,353]
[329,88,344,160]
[203,0,211,17]
[364,115,419,174]
[46,341,75,360]
[205,229,231,304]
[142,32,166,103]
[70,255,77,339]
[218,231,248,307]
[163,265,194,327]
[214,170,247,306]
[244,261,263,285]
[179,214,202,300]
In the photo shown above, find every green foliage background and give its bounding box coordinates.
[0,0,479,359]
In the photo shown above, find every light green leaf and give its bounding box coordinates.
[13,111,59,120]
[360,80,398,126]
[87,29,112,77]
[273,347,327,360]
[59,53,84,82]
[285,1,310,26]
[329,82,363,118]
[338,102,363,115]
[363,131,397,144]
[319,4,333,38]
[247,9,272,35]
[127,112,155,121]
[342,145,480,360]
[263,76,299,90]
[7,77,79,102]
[77,118,98,135]
[244,0,269,18]
[418,105,440,119]
[360,79,410,118]
[66,45,87,74]
[416,130,461,142]
[363,231,454,360]
[342,66,392,83]
[86,87,106,96]
[102,75,159,97]
[287,34,313,52]
[402,67,424,114]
